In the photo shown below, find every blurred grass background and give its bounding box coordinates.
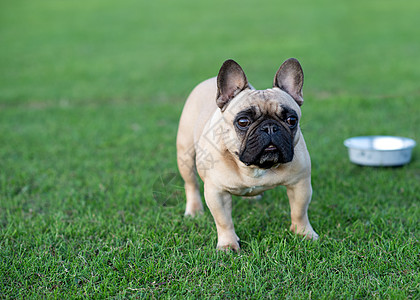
[1,0,419,103]
[0,0,419,298]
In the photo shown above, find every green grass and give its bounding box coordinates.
[1,0,419,298]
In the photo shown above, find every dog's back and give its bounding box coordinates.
[177,77,218,149]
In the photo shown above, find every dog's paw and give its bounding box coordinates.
[184,208,203,217]
[217,241,240,252]
[290,223,319,241]
[184,201,204,217]
[216,233,241,252]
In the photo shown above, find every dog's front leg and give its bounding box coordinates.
[204,183,240,251]
[286,177,319,240]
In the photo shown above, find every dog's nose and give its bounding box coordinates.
[260,123,279,135]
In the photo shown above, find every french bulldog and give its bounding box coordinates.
[176,58,318,251]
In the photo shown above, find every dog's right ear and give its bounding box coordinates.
[216,59,249,111]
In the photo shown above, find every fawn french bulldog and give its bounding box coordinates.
[177,58,318,251]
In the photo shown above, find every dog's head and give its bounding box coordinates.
[216,58,304,169]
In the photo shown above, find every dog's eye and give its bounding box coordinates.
[286,116,298,127]
[237,117,251,129]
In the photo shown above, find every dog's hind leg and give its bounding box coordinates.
[177,142,203,217]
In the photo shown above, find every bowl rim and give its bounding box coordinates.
[344,135,416,152]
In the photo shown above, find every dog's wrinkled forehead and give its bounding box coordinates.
[225,88,301,119]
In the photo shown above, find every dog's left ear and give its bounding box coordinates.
[273,58,304,106]
[216,59,249,111]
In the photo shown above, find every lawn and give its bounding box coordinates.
[0,0,419,298]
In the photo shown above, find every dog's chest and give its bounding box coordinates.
[225,166,284,196]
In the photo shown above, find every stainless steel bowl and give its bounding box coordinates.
[344,136,416,166]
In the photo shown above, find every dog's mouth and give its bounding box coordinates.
[264,144,277,152]
[238,119,295,169]
[240,140,294,169]
[258,145,281,169]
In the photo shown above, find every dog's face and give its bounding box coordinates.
[216,59,304,169]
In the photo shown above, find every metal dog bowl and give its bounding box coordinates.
[344,136,416,166]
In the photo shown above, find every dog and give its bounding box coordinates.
[176,58,318,251]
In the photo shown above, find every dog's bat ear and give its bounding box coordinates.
[216,59,249,111]
[273,58,304,106]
